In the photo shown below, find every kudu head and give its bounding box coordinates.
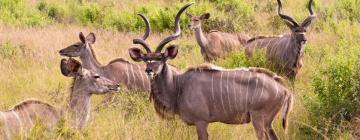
[59,32,96,57]
[186,12,210,30]
[129,3,194,79]
[277,0,316,45]
[60,58,119,94]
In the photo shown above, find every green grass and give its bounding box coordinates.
[1,0,360,139]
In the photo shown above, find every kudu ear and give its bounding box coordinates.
[164,45,178,59]
[186,12,193,18]
[60,58,83,77]
[79,32,86,43]
[200,13,210,20]
[129,48,145,62]
[283,20,297,29]
[86,33,96,44]
[301,16,315,28]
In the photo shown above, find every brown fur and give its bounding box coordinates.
[247,35,281,43]
[248,67,288,87]
[107,58,130,65]
[185,63,223,72]
[9,99,55,112]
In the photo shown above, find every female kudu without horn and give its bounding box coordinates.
[129,2,293,140]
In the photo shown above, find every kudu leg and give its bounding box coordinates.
[195,121,209,140]
[251,114,268,140]
[265,114,279,140]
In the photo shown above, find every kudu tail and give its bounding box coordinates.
[282,92,293,133]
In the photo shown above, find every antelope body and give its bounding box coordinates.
[59,14,151,92]
[186,12,250,62]
[0,58,119,140]
[245,0,316,79]
[0,99,60,140]
[129,3,293,140]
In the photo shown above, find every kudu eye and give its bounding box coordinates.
[94,75,100,79]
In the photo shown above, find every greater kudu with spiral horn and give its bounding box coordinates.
[129,2,293,140]
[59,14,151,92]
[245,0,316,79]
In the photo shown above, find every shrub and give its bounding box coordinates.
[306,52,360,138]
[0,41,18,59]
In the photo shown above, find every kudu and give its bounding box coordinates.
[60,58,119,130]
[0,99,60,140]
[245,0,316,79]
[129,2,293,140]
[186,12,250,62]
[59,14,151,92]
[0,58,119,140]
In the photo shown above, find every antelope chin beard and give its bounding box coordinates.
[147,72,155,80]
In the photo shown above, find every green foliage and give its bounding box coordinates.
[219,49,270,70]
[0,0,48,26]
[305,48,360,138]
[0,41,18,59]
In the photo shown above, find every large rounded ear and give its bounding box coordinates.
[186,12,193,18]
[283,20,296,30]
[164,45,178,59]
[200,13,210,20]
[301,16,315,28]
[128,48,145,62]
[79,32,86,43]
[60,58,82,77]
[86,33,96,44]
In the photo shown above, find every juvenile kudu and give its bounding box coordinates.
[186,12,250,62]
[59,14,151,92]
[129,2,293,140]
[0,58,119,140]
[245,0,316,79]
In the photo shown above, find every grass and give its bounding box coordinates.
[0,0,360,139]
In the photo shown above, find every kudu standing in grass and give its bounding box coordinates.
[186,12,250,62]
[0,58,119,140]
[59,14,151,92]
[245,0,316,79]
[129,2,293,140]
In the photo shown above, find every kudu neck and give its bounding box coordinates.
[69,82,91,130]
[80,46,102,72]
[194,27,209,48]
[150,64,180,117]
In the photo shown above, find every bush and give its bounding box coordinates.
[305,53,360,138]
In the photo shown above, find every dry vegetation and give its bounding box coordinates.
[0,0,360,139]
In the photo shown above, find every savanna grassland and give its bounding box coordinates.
[1,0,360,139]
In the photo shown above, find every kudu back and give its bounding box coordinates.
[186,12,250,62]
[129,2,293,140]
[245,0,316,80]
[0,99,60,140]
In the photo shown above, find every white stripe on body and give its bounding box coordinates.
[245,72,252,111]
[226,71,233,113]
[219,72,228,116]
[125,63,130,85]
[0,112,11,140]
[257,74,266,103]
[130,64,136,87]
[137,64,146,90]
[11,110,24,135]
